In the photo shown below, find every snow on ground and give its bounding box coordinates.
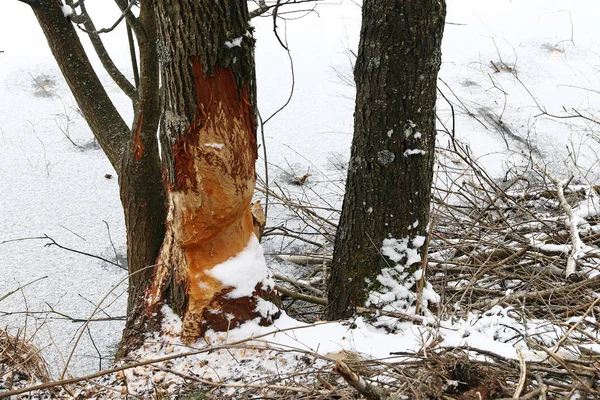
[1,0,600,385]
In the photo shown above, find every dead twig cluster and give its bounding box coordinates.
[430,137,600,320]
[0,329,50,392]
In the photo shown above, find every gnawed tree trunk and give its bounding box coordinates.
[30,0,276,354]
[326,0,446,319]
[144,0,277,343]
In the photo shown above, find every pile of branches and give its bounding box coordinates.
[0,329,50,397]
[256,135,600,398]
[430,140,600,320]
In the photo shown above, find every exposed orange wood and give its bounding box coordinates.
[251,201,266,239]
[147,60,269,342]
[133,108,144,162]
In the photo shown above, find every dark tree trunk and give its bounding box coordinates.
[33,0,168,355]
[326,0,446,319]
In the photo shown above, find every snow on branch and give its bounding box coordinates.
[534,162,584,279]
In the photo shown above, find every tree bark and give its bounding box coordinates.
[326,0,446,319]
[32,0,129,171]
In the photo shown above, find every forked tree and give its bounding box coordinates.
[327,0,447,319]
[24,0,280,354]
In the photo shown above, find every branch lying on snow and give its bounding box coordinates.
[275,284,327,306]
[276,254,332,265]
[470,263,600,310]
[534,161,585,279]
[272,273,324,296]
[334,360,387,400]
[274,284,425,323]
[557,181,584,279]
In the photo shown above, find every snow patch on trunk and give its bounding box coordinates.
[204,142,224,150]
[61,4,73,17]
[225,37,243,48]
[367,236,440,326]
[207,233,273,298]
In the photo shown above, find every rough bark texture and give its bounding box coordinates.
[145,0,274,343]
[31,0,275,353]
[32,0,129,171]
[117,0,168,357]
[327,0,446,319]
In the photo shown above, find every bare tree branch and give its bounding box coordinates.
[32,0,130,171]
[71,1,138,102]
[113,0,145,39]
[127,23,140,88]
[95,0,136,34]
[249,0,320,19]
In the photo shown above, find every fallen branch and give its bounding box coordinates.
[470,272,600,310]
[273,273,324,296]
[545,173,582,278]
[275,284,327,306]
[277,254,332,265]
[334,360,387,400]
[513,348,526,399]
[275,285,425,323]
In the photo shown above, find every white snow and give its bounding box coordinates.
[207,234,273,298]
[381,236,423,267]
[367,236,439,322]
[225,37,243,48]
[403,149,426,157]
[61,4,73,18]
[203,142,224,150]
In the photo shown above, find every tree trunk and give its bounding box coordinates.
[143,0,276,344]
[31,0,275,353]
[326,0,446,319]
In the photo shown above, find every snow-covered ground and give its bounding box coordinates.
[1,0,600,388]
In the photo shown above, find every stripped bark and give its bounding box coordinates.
[334,360,387,400]
[144,0,276,343]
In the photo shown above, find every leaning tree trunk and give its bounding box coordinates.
[143,0,277,344]
[326,0,446,319]
[32,0,168,356]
